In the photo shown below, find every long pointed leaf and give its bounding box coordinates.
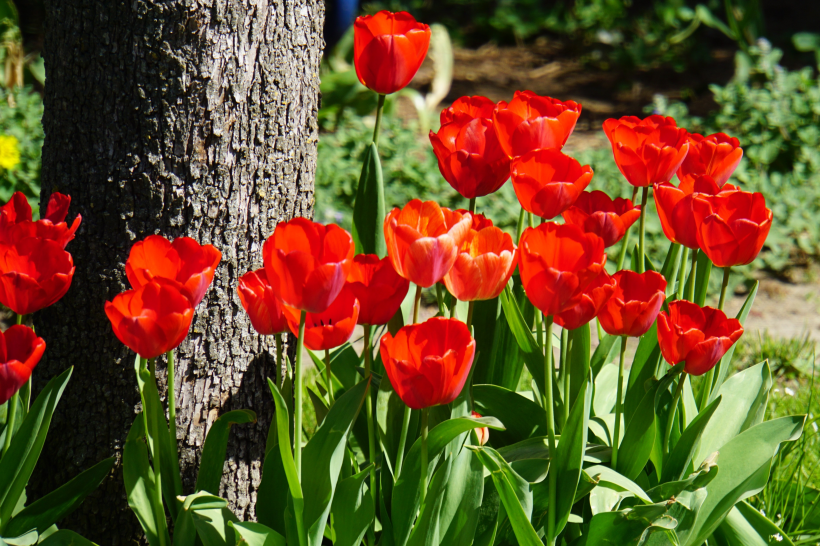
[554,376,592,535]
[196,410,257,495]
[123,417,169,546]
[352,142,386,256]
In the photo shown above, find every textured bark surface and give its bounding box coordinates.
[31,1,322,542]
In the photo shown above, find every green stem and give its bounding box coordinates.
[412,284,422,324]
[615,224,632,271]
[420,408,429,506]
[466,300,475,332]
[528,211,535,229]
[561,328,570,427]
[686,249,698,302]
[394,405,412,480]
[275,333,283,388]
[325,349,334,406]
[166,350,179,479]
[677,247,690,300]
[294,310,307,479]
[638,187,649,274]
[449,294,457,319]
[372,94,385,147]
[435,284,445,316]
[718,266,731,311]
[612,336,628,470]
[596,318,603,341]
[363,326,378,533]
[516,207,526,243]
[145,357,167,546]
[544,315,557,546]
[663,372,686,457]
[468,197,476,215]
[2,391,17,456]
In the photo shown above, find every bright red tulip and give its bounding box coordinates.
[237,268,288,336]
[430,96,510,198]
[284,287,360,352]
[511,149,593,219]
[554,271,616,330]
[353,11,431,95]
[493,91,581,158]
[384,200,472,288]
[0,325,45,405]
[654,175,739,250]
[678,132,743,188]
[126,235,221,306]
[379,317,475,409]
[562,190,641,247]
[264,217,354,313]
[598,270,667,337]
[104,279,195,359]
[603,115,690,187]
[0,237,75,315]
[518,222,606,316]
[692,190,772,267]
[443,226,517,302]
[658,300,743,376]
[346,254,410,325]
[454,210,494,231]
[472,411,489,446]
[0,191,81,248]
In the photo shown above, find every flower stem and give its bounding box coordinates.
[412,284,422,324]
[718,266,731,311]
[686,249,698,302]
[468,197,476,215]
[615,226,632,271]
[612,336,628,470]
[294,310,307,479]
[166,350,179,475]
[363,325,378,532]
[543,315,557,546]
[144,357,167,546]
[466,300,475,332]
[2,392,18,456]
[677,246,690,300]
[395,404,412,481]
[275,333,283,388]
[638,187,649,274]
[516,207,526,243]
[420,407,429,506]
[372,94,385,147]
[561,328,570,427]
[435,284,445,316]
[325,349,334,406]
[663,371,686,457]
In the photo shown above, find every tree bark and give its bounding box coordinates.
[30,1,322,543]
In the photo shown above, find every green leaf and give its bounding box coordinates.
[584,501,678,545]
[5,457,114,536]
[583,465,652,503]
[0,530,37,546]
[190,497,238,546]
[196,410,257,495]
[693,251,712,307]
[438,448,485,546]
[624,325,661,426]
[377,372,418,476]
[708,281,758,398]
[568,324,591,410]
[617,378,659,480]
[0,368,72,534]
[660,242,683,297]
[678,416,805,546]
[472,385,546,447]
[662,396,721,483]
[406,456,454,546]
[590,333,619,380]
[352,142,386,256]
[123,417,169,546]
[499,286,545,394]
[330,464,374,546]
[471,295,526,390]
[229,522,286,546]
[711,501,795,546]
[37,530,99,546]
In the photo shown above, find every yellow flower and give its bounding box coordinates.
[0,135,20,170]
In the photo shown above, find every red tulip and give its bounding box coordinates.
[353,11,431,95]
[284,287,360,352]
[603,115,690,187]
[444,226,517,302]
[237,268,288,336]
[264,217,354,313]
[472,411,489,446]
[511,149,593,219]
[678,132,743,188]
[658,300,743,376]
[0,237,75,315]
[554,271,616,331]
[126,235,221,306]
[598,270,667,337]
[379,317,475,409]
[384,200,472,288]
[0,325,45,405]
[562,190,641,247]
[0,191,81,248]
[454,210,494,231]
[518,222,606,316]
[654,175,739,250]
[430,96,510,198]
[691,190,772,267]
[493,91,581,158]
[346,254,410,325]
[105,279,195,359]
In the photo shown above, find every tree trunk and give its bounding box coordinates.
[30,1,322,543]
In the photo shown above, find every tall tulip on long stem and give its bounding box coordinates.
[543,314,557,546]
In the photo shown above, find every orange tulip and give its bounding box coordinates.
[554,271,616,331]
[0,237,75,315]
[603,115,690,187]
[263,217,354,313]
[493,91,581,158]
[237,268,288,336]
[379,317,475,409]
[518,222,606,316]
[0,191,81,248]
[598,270,667,337]
[678,132,743,188]
[284,287,360,351]
[0,325,45,405]
[454,210,494,231]
[353,11,431,95]
[346,254,410,325]
[384,200,472,288]
[443,226,517,302]
[692,190,772,267]
[562,190,641,248]
[511,149,593,220]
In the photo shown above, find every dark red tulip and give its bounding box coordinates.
[443,226,517,302]
[603,115,690,187]
[493,91,582,158]
[598,270,667,337]
[511,149,593,220]
[379,317,475,409]
[692,190,772,267]
[658,300,744,376]
[105,279,195,359]
[264,217,354,313]
[678,132,743,188]
[346,254,410,326]
[0,237,75,315]
[126,235,221,306]
[237,268,288,336]
[0,325,45,405]
[0,191,81,248]
[384,200,472,288]
[353,11,431,95]
[284,287,360,351]
[518,222,606,316]
[430,96,511,198]
[562,190,641,248]
[554,271,616,331]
